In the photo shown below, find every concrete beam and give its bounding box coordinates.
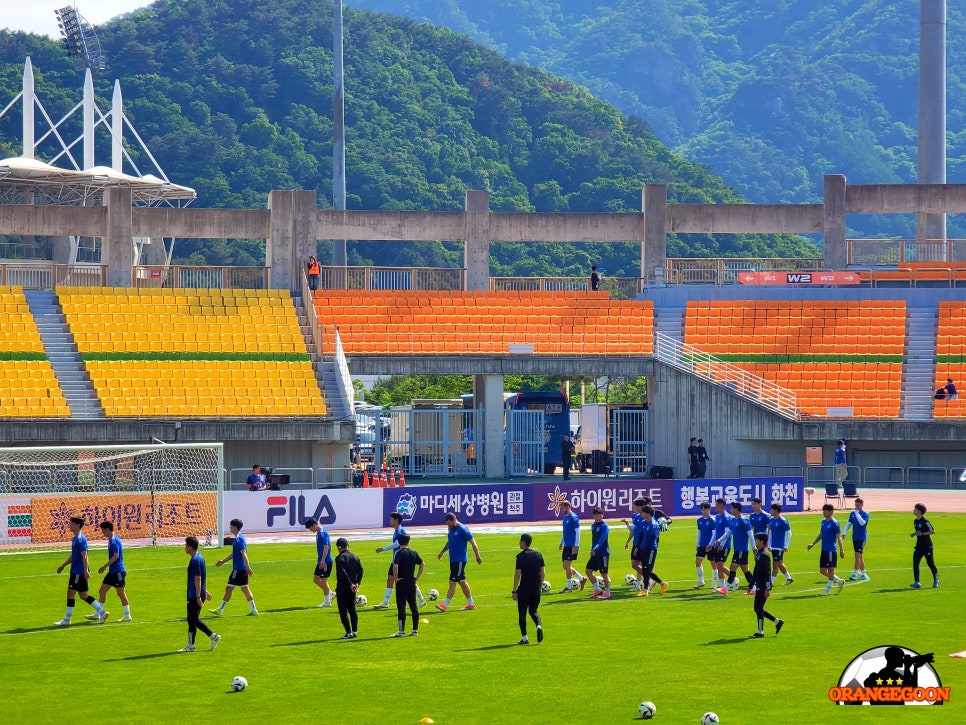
[347,355,656,377]
[133,207,270,238]
[489,212,643,242]
[846,184,966,214]
[668,203,824,234]
[0,204,105,237]
[316,210,465,241]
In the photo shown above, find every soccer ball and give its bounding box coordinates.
[541,580,552,593]
[355,594,367,607]
[701,712,719,724]
[231,676,248,692]
[638,701,656,719]
[569,577,581,590]
[427,588,439,601]
[625,574,638,586]
[596,576,604,587]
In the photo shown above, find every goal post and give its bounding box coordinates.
[0,442,224,552]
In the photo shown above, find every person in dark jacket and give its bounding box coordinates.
[561,435,575,480]
[749,533,783,638]
[334,538,364,639]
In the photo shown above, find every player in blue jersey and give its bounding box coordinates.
[717,502,755,595]
[436,512,483,611]
[621,498,646,590]
[910,503,938,589]
[305,517,335,607]
[585,507,611,599]
[375,512,427,609]
[84,521,132,622]
[768,503,794,585]
[693,502,716,589]
[54,516,108,626]
[807,503,845,595]
[209,519,257,617]
[707,498,732,592]
[843,497,870,581]
[558,500,588,592]
[635,506,667,596]
[749,532,784,638]
[749,498,769,536]
[180,536,220,652]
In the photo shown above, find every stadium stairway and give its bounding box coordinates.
[653,305,685,344]
[293,294,352,421]
[900,305,939,420]
[23,289,104,419]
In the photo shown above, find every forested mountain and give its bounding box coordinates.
[0,0,816,274]
[355,0,966,237]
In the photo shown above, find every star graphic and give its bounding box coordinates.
[895,678,902,685]
[886,679,894,686]
[875,678,883,686]
[547,486,568,516]
[48,501,75,537]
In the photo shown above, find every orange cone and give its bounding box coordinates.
[362,470,370,488]
[399,471,406,487]
[388,470,396,488]
[379,470,387,488]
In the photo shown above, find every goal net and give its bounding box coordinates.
[0,442,223,552]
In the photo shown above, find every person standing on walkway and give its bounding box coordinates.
[561,435,575,480]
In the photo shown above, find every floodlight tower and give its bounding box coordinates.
[55,5,106,73]
[917,0,946,257]
[332,0,347,266]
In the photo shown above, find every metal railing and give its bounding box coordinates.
[227,466,355,490]
[333,327,354,415]
[492,276,642,298]
[653,332,799,420]
[848,239,966,265]
[738,465,966,489]
[317,265,463,290]
[132,265,268,289]
[665,258,823,285]
[0,262,106,288]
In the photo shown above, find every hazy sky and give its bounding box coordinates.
[4,1,154,38]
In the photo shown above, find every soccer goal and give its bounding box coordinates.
[0,442,223,552]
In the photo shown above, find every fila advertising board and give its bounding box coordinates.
[225,489,383,533]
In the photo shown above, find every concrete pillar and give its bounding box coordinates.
[268,189,317,293]
[464,190,490,291]
[474,373,505,479]
[103,187,134,287]
[140,238,167,266]
[643,185,667,286]
[823,175,848,269]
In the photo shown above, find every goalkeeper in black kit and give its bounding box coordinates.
[750,532,783,639]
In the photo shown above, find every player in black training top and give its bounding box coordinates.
[392,534,425,637]
[750,532,783,638]
[910,503,939,589]
[512,533,546,645]
[334,538,364,639]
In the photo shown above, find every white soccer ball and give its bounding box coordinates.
[701,712,719,724]
[638,701,656,719]
[541,580,552,593]
[625,573,638,586]
[596,576,604,587]
[231,676,248,692]
[427,588,439,601]
[569,577,581,590]
[355,594,367,607]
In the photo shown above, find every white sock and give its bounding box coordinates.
[466,597,475,606]
[219,601,228,611]
[443,598,451,607]
[64,606,74,620]
[382,587,393,604]
[696,567,705,583]
[249,600,257,612]
[123,605,131,616]
[93,601,104,613]
[416,586,425,601]
[593,581,601,591]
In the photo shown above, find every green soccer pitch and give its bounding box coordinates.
[2,512,964,724]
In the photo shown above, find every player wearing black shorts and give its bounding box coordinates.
[749,533,783,638]
[333,537,364,638]
[512,533,545,644]
[391,534,424,637]
[585,507,611,599]
[84,521,132,622]
[911,503,939,588]
[807,504,845,595]
[306,517,335,606]
[210,519,258,617]
[55,516,108,626]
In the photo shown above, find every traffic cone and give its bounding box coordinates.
[379,470,387,488]
[362,470,370,488]
[399,471,406,487]
[388,470,396,488]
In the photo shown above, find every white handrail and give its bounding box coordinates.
[333,327,355,417]
[653,332,800,421]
